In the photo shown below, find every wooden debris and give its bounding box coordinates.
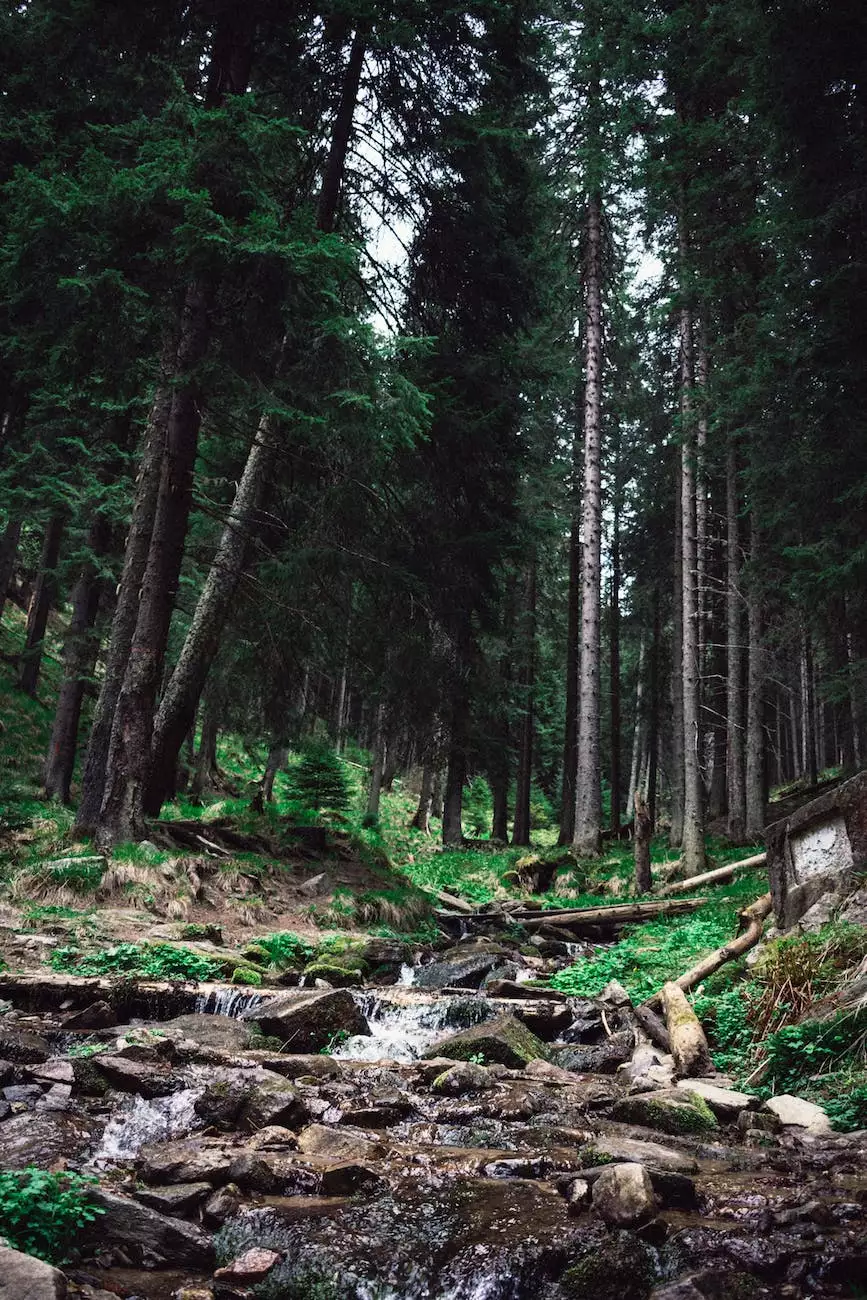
[633,1003,672,1054]
[643,892,773,1010]
[661,981,712,1077]
[659,853,767,897]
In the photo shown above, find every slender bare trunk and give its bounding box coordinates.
[609,498,622,835]
[745,517,764,836]
[647,589,661,829]
[558,476,581,843]
[627,636,647,814]
[669,469,685,847]
[573,190,604,857]
[44,518,110,801]
[679,293,706,876]
[442,691,467,846]
[513,558,537,847]
[190,700,220,800]
[411,758,435,834]
[0,516,22,627]
[367,701,386,820]
[634,792,652,894]
[19,514,65,696]
[801,629,817,786]
[725,439,746,840]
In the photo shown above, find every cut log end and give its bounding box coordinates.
[661,980,712,1078]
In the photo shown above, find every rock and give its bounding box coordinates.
[162,1014,252,1052]
[599,979,633,1007]
[764,1094,831,1134]
[134,1182,212,1215]
[414,953,500,990]
[611,1091,718,1136]
[485,979,567,1002]
[214,1247,282,1284]
[139,1138,234,1186]
[493,998,573,1040]
[0,1027,51,1064]
[838,887,867,927]
[94,1054,178,1098]
[84,1189,214,1267]
[240,1070,305,1131]
[593,1134,698,1173]
[592,1162,659,1227]
[560,1223,657,1299]
[675,1079,756,1120]
[38,1083,72,1111]
[246,1053,342,1081]
[242,989,370,1052]
[0,1110,96,1169]
[0,1244,67,1299]
[3,1083,44,1104]
[797,892,838,933]
[299,871,331,897]
[194,1078,248,1129]
[203,1182,242,1225]
[60,1000,116,1030]
[431,1061,499,1094]
[246,1125,299,1150]
[28,1060,74,1086]
[296,1123,381,1161]
[621,1042,676,1091]
[565,1176,591,1207]
[425,1014,547,1068]
[523,1058,580,1084]
[0,1060,15,1086]
[550,1035,631,1074]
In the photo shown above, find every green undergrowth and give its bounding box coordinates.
[49,940,231,982]
[550,871,768,1002]
[0,1167,103,1263]
[692,922,867,1129]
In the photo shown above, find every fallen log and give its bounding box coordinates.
[642,892,773,1009]
[633,1003,672,1054]
[426,887,474,914]
[516,898,708,931]
[659,853,767,897]
[661,981,712,1077]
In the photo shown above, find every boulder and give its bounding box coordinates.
[485,979,567,1002]
[0,1027,51,1064]
[245,1052,341,1081]
[60,1001,116,1031]
[491,998,573,1040]
[242,989,370,1052]
[593,1134,698,1173]
[611,1091,718,1137]
[162,1013,252,1052]
[139,1138,234,1186]
[214,1247,281,1284]
[675,1079,756,1121]
[84,1189,214,1267]
[414,954,499,990]
[239,1070,305,1131]
[764,1094,831,1134]
[431,1061,499,1094]
[559,1222,657,1299]
[425,1014,547,1068]
[0,1245,66,1299]
[94,1054,178,1098]
[28,1060,74,1086]
[0,1111,96,1169]
[134,1182,212,1215]
[203,1182,242,1225]
[592,1162,659,1227]
[550,1036,631,1075]
[296,1124,382,1162]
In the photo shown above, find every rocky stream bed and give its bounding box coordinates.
[0,935,865,1299]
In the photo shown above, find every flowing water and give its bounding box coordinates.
[90,1087,205,1164]
[333,989,493,1062]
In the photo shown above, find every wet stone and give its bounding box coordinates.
[592,1162,660,1227]
[0,1110,97,1169]
[425,1013,548,1068]
[0,1027,51,1064]
[134,1181,212,1215]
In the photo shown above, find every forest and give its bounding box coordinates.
[0,1,866,1298]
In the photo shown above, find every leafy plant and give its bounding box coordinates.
[320,1028,351,1054]
[0,1167,104,1263]
[49,941,224,982]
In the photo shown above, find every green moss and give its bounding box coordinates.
[561,1230,655,1298]
[303,961,364,987]
[428,1014,547,1068]
[611,1093,718,1136]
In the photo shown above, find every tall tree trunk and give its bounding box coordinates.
[801,628,817,786]
[145,28,367,813]
[609,491,622,836]
[679,288,707,876]
[261,743,287,804]
[0,516,22,627]
[442,692,467,847]
[695,321,709,687]
[512,558,537,846]
[634,792,652,893]
[573,190,604,857]
[725,439,746,841]
[19,513,65,696]
[96,282,213,847]
[669,470,685,847]
[558,482,581,842]
[75,359,174,832]
[627,636,647,813]
[44,518,110,801]
[367,701,386,820]
[745,517,765,837]
[490,769,509,841]
[190,699,220,800]
[411,756,435,834]
[647,590,661,829]
[431,765,445,822]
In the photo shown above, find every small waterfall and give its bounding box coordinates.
[398,963,416,986]
[194,986,264,1017]
[90,1087,204,1164]
[333,991,493,1063]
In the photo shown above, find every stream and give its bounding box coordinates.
[1,937,865,1299]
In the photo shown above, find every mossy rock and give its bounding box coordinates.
[611,1092,718,1137]
[180,922,223,944]
[561,1228,655,1299]
[424,1013,547,1068]
[303,961,364,988]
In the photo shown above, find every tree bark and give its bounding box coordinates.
[75,357,173,832]
[573,190,604,857]
[442,699,467,846]
[661,981,712,1077]
[512,557,537,847]
[647,589,661,829]
[627,636,647,814]
[19,513,65,696]
[679,290,706,876]
[190,698,220,801]
[0,516,22,628]
[669,469,685,847]
[725,439,746,841]
[96,281,213,848]
[366,701,386,820]
[44,517,110,802]
[634,792,652,894]
[261,743,287,804]
[558,494,581,842]
[609,488,622,835]
[411,758,435,834]
[745,517,765,837]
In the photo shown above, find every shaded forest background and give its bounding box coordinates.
[0,0,865,868]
